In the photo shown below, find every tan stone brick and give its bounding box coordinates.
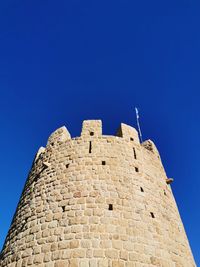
[45,263,54,267]
[98,259,109,267]
[52,250,62,261]
[81,240,91,248]
[70,240,79,249]
[21,249,32,258]
[55,260,69,267]
[93,249,104,258]
[69,259,78,267]
[58,241,70,250]
[120,251,128,261]
[105,249,118,259]
[112,261,125,267]
[89,259,97,267]
[72,249,85,258]
[62,250,71,260]
[150,256,162,266]
[79,259,89,267]
[42,229,50,238]
[123,241,134,251]
[44,253,51,262]
[51,243,58,252]
[33,254,43,264]
[112,240,122,250]
[86,249,93,258]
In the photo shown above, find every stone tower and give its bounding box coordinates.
[0,120,196,267]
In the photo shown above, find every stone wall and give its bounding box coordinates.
[0,120,196,267]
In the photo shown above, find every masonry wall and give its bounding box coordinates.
[0,120,196,267]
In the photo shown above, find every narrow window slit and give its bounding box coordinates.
[135,167,139,172]
[89,141,92,153]
[150,212,155,218]
[140,187,144,192]
[133,148,137,159]
[90,131,94,136]
[66,164,69,168]
[108,204,113,210]
[62,206,65,212]
[102,161,106,165]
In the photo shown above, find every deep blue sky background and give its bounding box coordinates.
[0,0,199,264]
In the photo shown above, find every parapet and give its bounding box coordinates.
[29,120,167,168]
[42,120,163,154]
[45,120,141,143]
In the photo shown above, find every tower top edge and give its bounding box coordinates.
[141,139,160,156]
[46,120,142,144]
[43,120,157,153]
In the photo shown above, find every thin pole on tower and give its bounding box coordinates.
[135,107,143,143]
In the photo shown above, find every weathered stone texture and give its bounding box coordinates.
[0,120,196,267]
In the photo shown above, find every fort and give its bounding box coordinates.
[0,120,196,267]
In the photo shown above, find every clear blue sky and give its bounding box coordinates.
[0,0,199,264]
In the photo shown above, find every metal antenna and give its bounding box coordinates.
[135,107,143,143]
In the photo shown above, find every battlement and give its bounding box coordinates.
[33,120,162,172]
[46,119,141,144]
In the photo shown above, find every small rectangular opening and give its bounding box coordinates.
[90,131,94,136]
[150,212,155,218]
[102,161,106,165]
[66,164,69,168]
[130,137,134,141]
[135,167,139,172]
[108,204,113,210]
[140,187,144,192]
[133,148,137,159]
[89,141,92,153]
[62,206,65,212]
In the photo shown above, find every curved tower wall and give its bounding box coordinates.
[0,120,196,267]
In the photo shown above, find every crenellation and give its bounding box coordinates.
[0,120,196,267]
[81,120,102,138]
[116,123,140,145]
[47,126,71,147]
